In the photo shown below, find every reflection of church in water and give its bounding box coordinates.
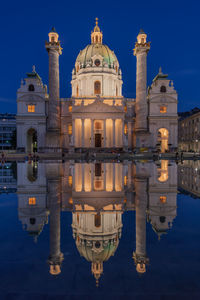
[17,160,177,285]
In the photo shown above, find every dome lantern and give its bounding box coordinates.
[91,18,103,44]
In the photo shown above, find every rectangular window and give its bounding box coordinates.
[68,124,72,135]
[160,106,167,113]
[124,124,128,135]
[160,196,166,203]
[29,197,36,205]
[68,175,72,186]
[68,105,72,112]
[28,105,35,112]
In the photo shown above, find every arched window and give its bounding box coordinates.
[28,84,35,92]
[95,214,101,227]
[76,86,79,97]
[160,85,166,93]
[160,216,166,223]
[30,218,36,225]
[116,86,118,96]
[94,81,101,95]
[96,36,98,43]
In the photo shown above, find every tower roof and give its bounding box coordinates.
[153,67,168,82]
[139,28,145,34]
[50,27,57,33]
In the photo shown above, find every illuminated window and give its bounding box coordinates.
[77,213,79,224]
[95,214,101,227]
[124,175,127,186]
[29,197,36,205]
[95,121,102,130]
[94,180,103,190]
[68,197,73,204]
[160,106,167,113]
[28,84,34,92]
[160,196,167,204]
[124,105,127,112]
[76,86,79,97]
[160,86,166,93]
[68,124,72,135]
[94,81,101,94]
[68,175,72,186]
[124,124,128,135]
[68,105,72,112]
[28,105,35,113]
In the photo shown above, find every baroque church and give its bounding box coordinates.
[16,19,178,152]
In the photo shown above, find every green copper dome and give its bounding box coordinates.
[76,43,119,68]
[76,239,119,262]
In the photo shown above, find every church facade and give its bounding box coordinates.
[16,19,178,152]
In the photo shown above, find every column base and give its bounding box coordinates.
[45,130,62,152]
[133,130,151,149]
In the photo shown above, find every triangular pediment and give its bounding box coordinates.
[72,99,124,113]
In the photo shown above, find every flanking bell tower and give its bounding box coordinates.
[133,29,151,149]
[45,27,62,150]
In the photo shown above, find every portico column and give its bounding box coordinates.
[82,164,85,191]
[113,163,115,191]
[82,119,84,147]
[104,119,106,147]
[113,119,115,147]
[91,119,94,147]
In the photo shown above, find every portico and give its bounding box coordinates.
[72,99,124,148]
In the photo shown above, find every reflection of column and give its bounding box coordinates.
[104,119,106,147]
[133,177,149,274]
[113,119,115,147]
[48,179,63,275]
[104,163,106,190]
[91,164,94,191]
[91,119,94,147]
[82,119,84,147]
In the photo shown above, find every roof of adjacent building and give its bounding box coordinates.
[0,113,16,120]
[178,107,200,121]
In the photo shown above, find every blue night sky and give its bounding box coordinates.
[0,0,199,113]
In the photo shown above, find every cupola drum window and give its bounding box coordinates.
[160,85,166,93]
[28,84,35,92]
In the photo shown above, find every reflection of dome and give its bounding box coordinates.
[76,238,119,262]
[76,44,119,68]
[72,211,122,285]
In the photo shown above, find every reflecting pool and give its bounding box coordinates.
[0,160,200,299]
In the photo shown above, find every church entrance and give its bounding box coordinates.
[27,128,37,152]
[95,133,102,147]
[157,128,169,153]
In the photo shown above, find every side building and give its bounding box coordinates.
[178,107,200,152]
[0,113,16,150]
